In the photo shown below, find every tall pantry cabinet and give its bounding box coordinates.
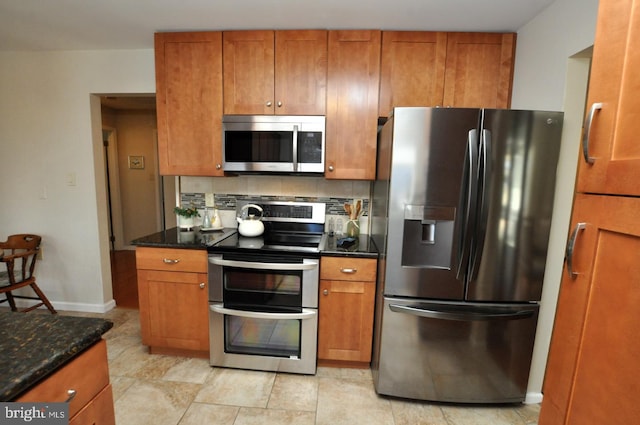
[539,0,640,424]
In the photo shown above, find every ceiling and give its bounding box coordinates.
[0,0,556,51]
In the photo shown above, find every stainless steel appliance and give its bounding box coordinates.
[223,115,325,174]
[371,107,563,403]
[207,200,326,374]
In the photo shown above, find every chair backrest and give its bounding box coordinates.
[0,234,42,283]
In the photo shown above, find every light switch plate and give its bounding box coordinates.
[205,193,214,206]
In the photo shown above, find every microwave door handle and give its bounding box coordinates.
[292,124,299,172]
[208,257,318,271]
[210,303,317,320]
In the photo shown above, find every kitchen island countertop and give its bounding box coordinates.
[0,312,113,401]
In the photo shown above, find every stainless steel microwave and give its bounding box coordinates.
[222,115,325,174]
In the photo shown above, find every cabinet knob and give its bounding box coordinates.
[266,101,273,107]
[66,389,77,403]
[216,163,222,170]
[323,289,329,296]
[199,283,205,289]
[277,101,282,107]
[328,165,334,172]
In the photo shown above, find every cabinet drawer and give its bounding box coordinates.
[17,340,110,419]
[320,257,377,282]
[136,247,207,273]
[69,384,115,425]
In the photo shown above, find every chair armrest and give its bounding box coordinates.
[0,249,38,263]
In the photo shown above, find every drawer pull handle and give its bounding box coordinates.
[582,102,602,164]
[340,268,357,274]
[163,258,180,264]
[66,389,77,403]
[566,222,586,279]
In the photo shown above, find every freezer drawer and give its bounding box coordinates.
[372,297,538,403]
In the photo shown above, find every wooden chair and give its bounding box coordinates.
[0,234,56,314]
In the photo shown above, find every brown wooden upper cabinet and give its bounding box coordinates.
[223,30,328,115]
[326,30,381,180]
[155,32,224,176]
[576,0,640,197]
[378,31,448,117]
[378,31,515,116]
[442,32,516,109]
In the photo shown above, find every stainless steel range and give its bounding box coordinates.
[207,200,326,374]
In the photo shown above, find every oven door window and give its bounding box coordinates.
[225,315,301,358]
[224,268,302,311]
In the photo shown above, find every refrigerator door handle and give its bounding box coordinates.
[456,129,479,279]
[389,303,535,321]
[470,128,492,281]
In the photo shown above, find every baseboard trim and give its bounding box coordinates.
[11,299,117,314]
[525,392,543,404]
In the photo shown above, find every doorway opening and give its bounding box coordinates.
[99,95,176,308]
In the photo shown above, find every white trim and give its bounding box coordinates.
[525,392,543,405]
[11,299,117,314]
[103,126,126,251]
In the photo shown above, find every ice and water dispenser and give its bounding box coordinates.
[402,205,456,269]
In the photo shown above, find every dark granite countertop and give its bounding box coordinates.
[0,312,113,401]
[319,234,379,258]
[131,227,237,250]
[133,227,379,258]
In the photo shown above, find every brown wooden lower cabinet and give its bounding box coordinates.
[136,247,209,358]
[539,194,640,424]
[318,256,377,366]
[17,339,115,425]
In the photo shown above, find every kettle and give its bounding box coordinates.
[236,204,265,237]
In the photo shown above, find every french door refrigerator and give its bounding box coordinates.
[370,107,563,403]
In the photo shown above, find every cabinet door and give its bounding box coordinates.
[223,30,275,115]
[275,30,327,115]
[318,279,376,362]
[539,194,640,424]
[326,30,381,180]
[442,32,515,108]
[137,269,209,352]
[155,32,224,176]
[576,0,640,196]
[379,31,447,117]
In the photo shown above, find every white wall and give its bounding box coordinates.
[0,49,155,312]
[113,110,160,244]
[510,0,599,402]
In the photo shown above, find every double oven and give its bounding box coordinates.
[207,201,326,374]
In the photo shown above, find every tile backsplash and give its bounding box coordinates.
[180,192,369,216]
[177,176,372,233]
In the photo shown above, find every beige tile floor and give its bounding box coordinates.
[72,308,541,425]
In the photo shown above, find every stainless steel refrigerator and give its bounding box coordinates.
[370,107,563,403]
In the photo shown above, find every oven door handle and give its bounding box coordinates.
[208,257,318,271]
[209,303,317,320]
